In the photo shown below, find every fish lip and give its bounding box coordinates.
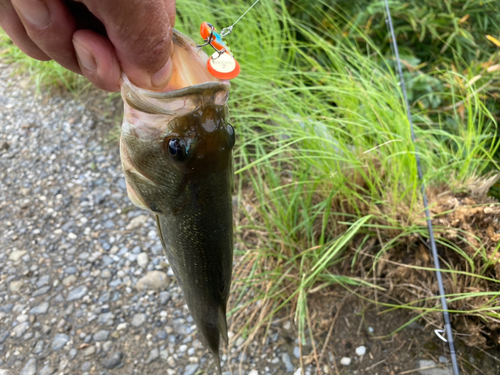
[122,74,230,100]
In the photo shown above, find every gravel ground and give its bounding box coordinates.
[0,62,313,375]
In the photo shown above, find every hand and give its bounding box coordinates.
[0,0,176,91]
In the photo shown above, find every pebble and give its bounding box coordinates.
[183,364,199,375]
[62,275,77,286]
[355,345,366,356]
[12,322,30,338]
[51,334,70,350]
[9,249,27,262]
[282,352,294,372]
[418,360,453,375]
[20,358,36,375]
[102,351,123,369]
[67,285,88,301]
[249,370,259,375]
[135,271,169,290]
[340,357,351,366]
[145,348,159,363]
[93,330,110,341]
[137,252,149,268]
[9,280,23,293]
[131,313,147,327]
[38,365,55,375]
[29,302,49,315]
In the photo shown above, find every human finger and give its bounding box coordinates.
[83,0,176,90]
[0,0,50,60]
[11,0,81,73]
[73,29,121,92]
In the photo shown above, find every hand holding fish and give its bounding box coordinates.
[0,0,176,91]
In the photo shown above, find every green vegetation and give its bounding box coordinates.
[1,0,500,359]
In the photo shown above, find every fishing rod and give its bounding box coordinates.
[383,1,460,374]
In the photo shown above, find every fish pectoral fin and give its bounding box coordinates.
[218,305,229,346]
[124,169,171,214]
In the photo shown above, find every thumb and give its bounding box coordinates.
[84,0,176,90]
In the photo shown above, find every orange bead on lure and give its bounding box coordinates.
[197,0,261,80]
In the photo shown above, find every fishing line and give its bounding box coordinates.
[221,0,261,36]
[383,1,460,374]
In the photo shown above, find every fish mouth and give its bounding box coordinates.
[121,29,231,116]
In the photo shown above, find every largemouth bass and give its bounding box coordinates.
[120,29,235,374]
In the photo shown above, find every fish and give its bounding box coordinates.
[119,29,235,374]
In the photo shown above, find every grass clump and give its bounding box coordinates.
[175,0,500,355]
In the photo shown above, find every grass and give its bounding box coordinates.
[2,0,500,364]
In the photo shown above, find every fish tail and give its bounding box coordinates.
[214,349,222,375]
[218,304,229,346]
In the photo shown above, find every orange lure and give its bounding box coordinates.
[198,22,240,80]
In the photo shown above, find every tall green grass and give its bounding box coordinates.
[174,0,500,347]
[2,0,499,355]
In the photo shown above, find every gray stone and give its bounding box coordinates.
[293,346,300,358]
[13,322,30,338]
[0,331,8,344]
[145,348,159,364]
[9,249,27,261]
[51,334,70,350]
[183,364,199,375]
[159,292,171,305]
[100,269,112,279]
[137,253,149,268]
[131,313,146,327]
[10,280,23,293]
[135,271,168,291]
[157,330,167,340]
[32,286,50,297]
[126,215,149,230]
[62,275,77,286]
[29,302,49,315]
[69,348,78,360]
[20,358,36,375]
[102,351,123,369]
[33,340,44,354]
[36,275,50,288]
[418,360,453,375]
[38,365,55,375]
[81,362,92,371]
[93,330,110,341]
[67,285,88,301]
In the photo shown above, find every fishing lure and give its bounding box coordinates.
[197,0,261,80]
[198,22,241,80]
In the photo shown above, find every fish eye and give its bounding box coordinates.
[166,138,188,162]
[227,124,236,148]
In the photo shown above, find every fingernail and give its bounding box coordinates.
[73,40,97,72]
[13,0,50,28]
[151,58,173,89]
